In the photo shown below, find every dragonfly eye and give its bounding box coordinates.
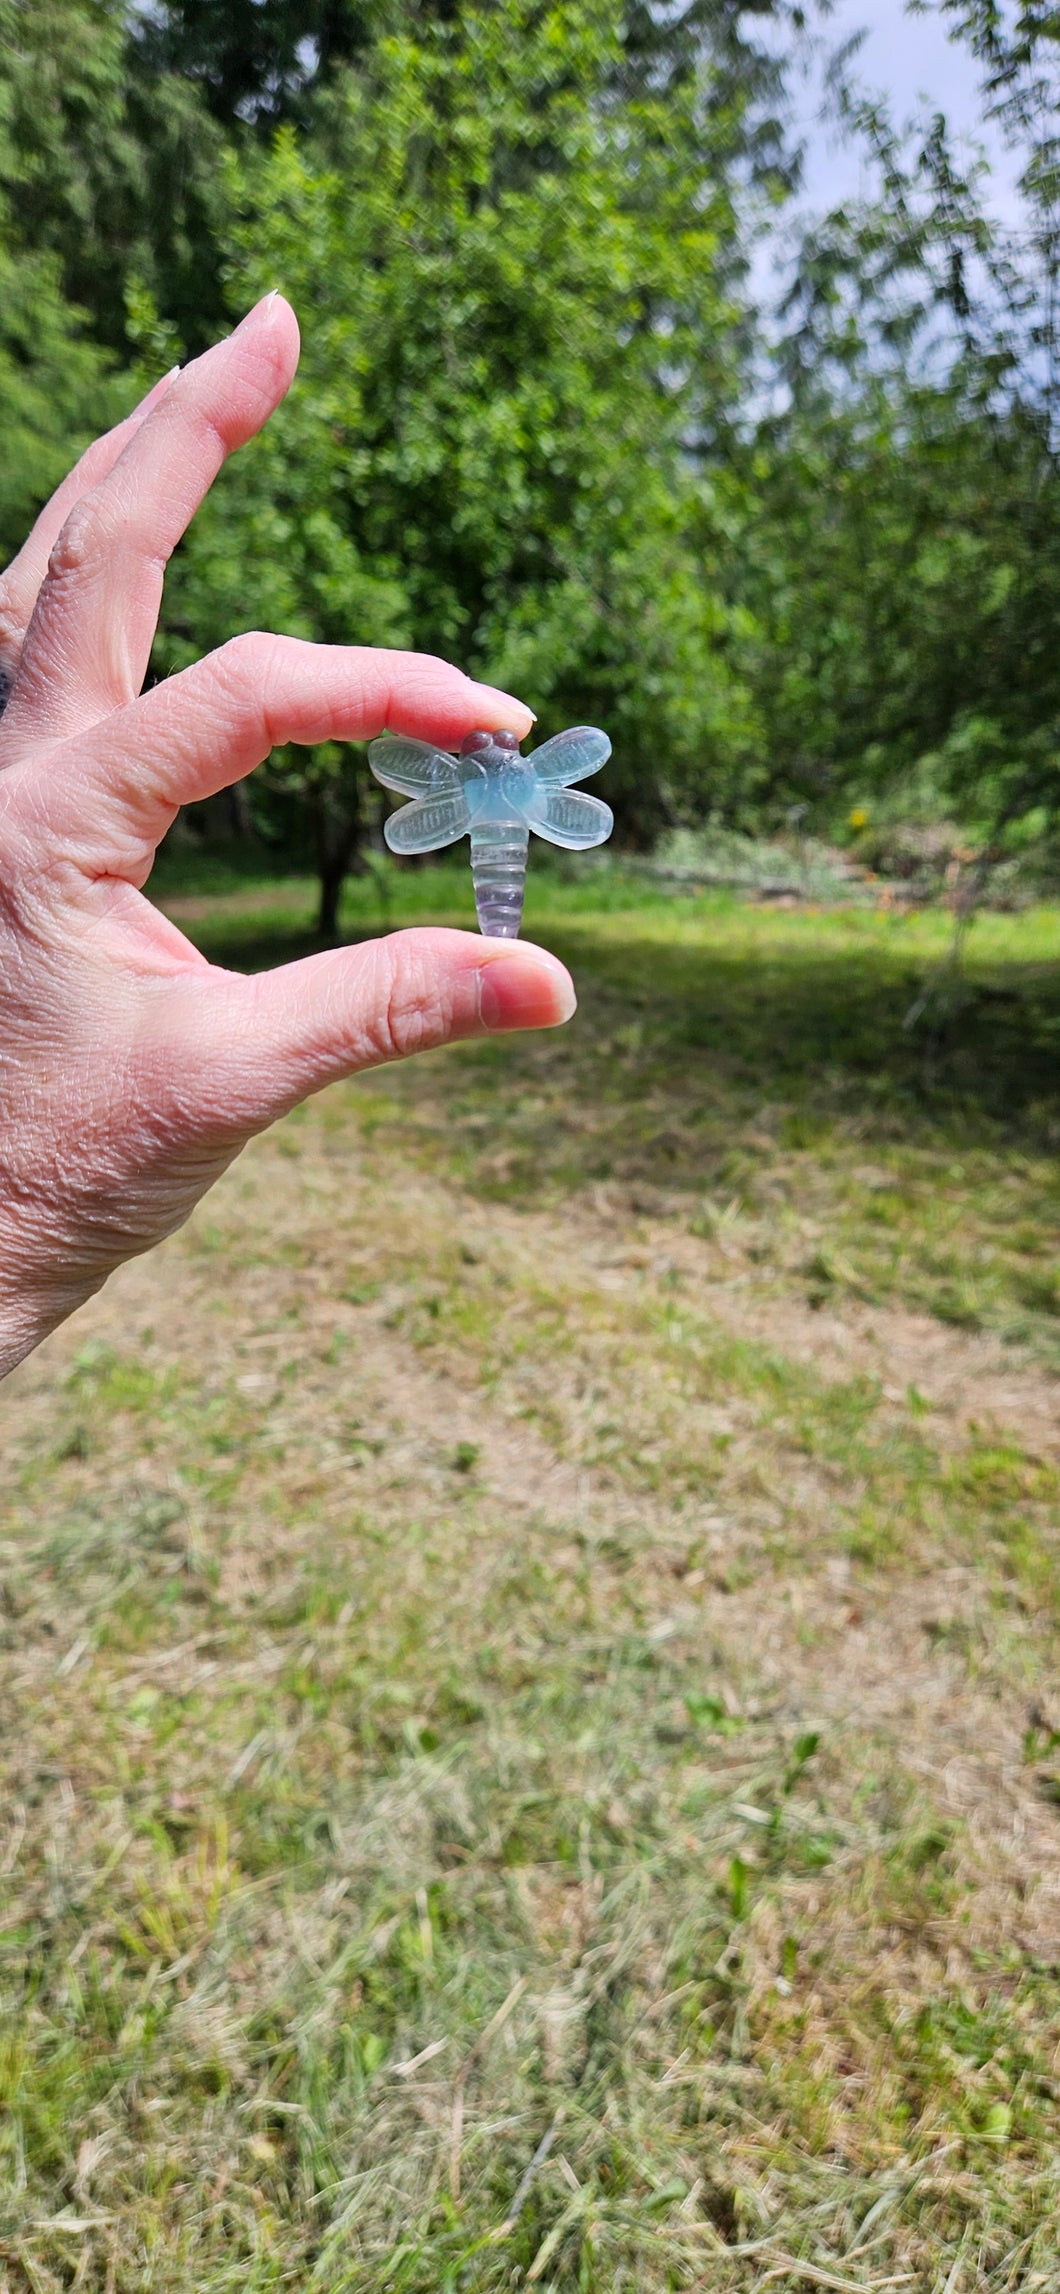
[460,730,493,757]
[492,729,521,752]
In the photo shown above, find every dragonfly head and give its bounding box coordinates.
[460,728,521,760]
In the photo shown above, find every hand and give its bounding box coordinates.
[0,294,575,1379]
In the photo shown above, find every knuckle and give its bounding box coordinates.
[217,628,277,680]
[214,629,290,733]
[411,649,457,691]
[362,942,451,1065]
[46,491,119,585]
[0,585,21,666]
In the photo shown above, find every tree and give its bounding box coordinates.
[133,0,802,145]
[128,0,382,129]
[127,0,803,343]
[0,0,228,356]
[0,203,125,567]
[730,380,1060,841]
[726,2,1060,855]
[162,0,763,929]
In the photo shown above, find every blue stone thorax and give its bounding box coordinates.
[458,729,536,826]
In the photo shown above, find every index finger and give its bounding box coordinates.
[5,295,300,744]
[38,636,536,873]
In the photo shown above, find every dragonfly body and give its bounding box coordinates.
[369,724,612,938]
[460,731,534,937]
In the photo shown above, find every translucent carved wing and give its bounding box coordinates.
[526,727,611,786]
[369,736,461,797]
[523,785,614,850]
[383,789,471,854]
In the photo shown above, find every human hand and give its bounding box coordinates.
[0,294,575,1378]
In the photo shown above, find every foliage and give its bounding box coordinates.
[0,214,123,567]
[0,2,141,558]
[134,0,802,147]
[730,4,1060,851]
[731,377,1060,839]
[128,0,385,127]
[161,0,765,911]
[4,0,1060,886]
[0,0,228,353]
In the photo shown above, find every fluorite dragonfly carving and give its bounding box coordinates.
[368,725,613,938]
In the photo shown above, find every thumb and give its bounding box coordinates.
[171,929,577,1139]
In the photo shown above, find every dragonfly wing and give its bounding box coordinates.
[384,790,471,854]
[369,736,461,797]
[527,727,611,786]
[523,784,614,850]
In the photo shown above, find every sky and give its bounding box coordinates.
[789,0,1020,218]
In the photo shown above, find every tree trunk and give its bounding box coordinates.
[313,780,364,942]
[225,780,253,839]
[317,850,349,941]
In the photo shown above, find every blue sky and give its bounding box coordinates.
[791,0,1019,217]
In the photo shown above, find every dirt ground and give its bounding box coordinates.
[8,1106,1059,1950]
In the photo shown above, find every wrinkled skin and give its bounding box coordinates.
[0,294,574,1378]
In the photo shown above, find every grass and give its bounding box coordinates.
[159,847,1060,1360]
[1,853,1058,2291]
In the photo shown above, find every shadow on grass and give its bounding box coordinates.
[195,918,393,970]
[552,925,1060,1133]
[185,902,1060,1165]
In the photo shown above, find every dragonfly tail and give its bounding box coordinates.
[470,825,529,938]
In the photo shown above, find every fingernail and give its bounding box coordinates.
[478,952,576,1031]
[472,680,536,732]
[235,292,281,334]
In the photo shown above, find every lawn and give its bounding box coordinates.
[1,859,1058,2291]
